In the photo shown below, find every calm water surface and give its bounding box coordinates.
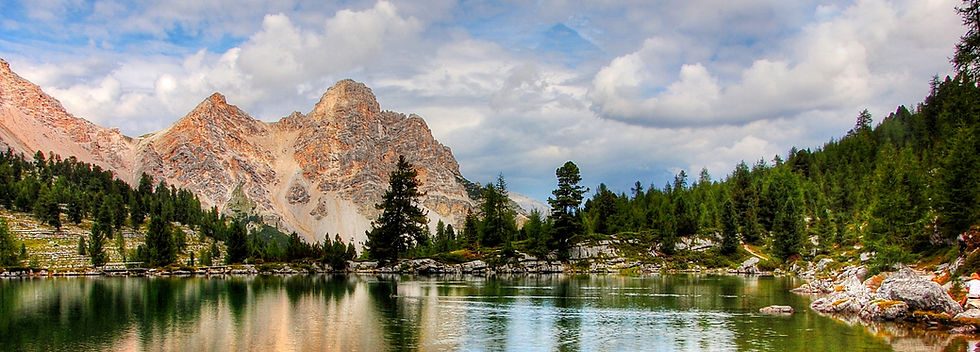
[0,274,967,351]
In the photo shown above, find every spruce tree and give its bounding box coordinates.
[479,175,517,248]
[720,198,739,256]
[225,220,248,264]
[772,198,804,260]
[731,162,761,244]
[548,161,586,259]
[146,214,175,267]
[88,202,112,267]
[365,155,428,266]
[938,126,979,240]
[0,218,19,267]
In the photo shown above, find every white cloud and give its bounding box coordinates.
[0,0,966,202]
[589,0,960,128]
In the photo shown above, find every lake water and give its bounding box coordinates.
[0,274,968,351]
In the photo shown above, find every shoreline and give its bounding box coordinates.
[790,264,980,335]
[0,260,780,278]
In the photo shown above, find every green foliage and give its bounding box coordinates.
[478,175,517,248]
[88,201,112,266]
[954,0,980,78]
[0,218,20,267]
[145,214,175,267]
[33,185,61,230]
[224,220,248,264]
[772,198,804,260]
[937,125,979,240]
[365,155,428,266]
[955,250,980,277]
[549,161,586,259]
[720,198,739,256]
[868,244,915,276]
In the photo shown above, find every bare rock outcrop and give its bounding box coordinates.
[0,59,477,245]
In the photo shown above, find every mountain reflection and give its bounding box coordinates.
[0,274,944,351]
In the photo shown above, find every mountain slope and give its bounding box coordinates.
[0,58,475,245]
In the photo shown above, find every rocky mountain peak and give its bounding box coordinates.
[0,59,10,74]
[309,79,380,121]
[172,92,260,134]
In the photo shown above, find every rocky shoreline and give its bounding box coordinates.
[1,240,775,278]
[792,264,980,333]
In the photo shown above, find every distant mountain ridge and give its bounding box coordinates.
[0,58,482,245]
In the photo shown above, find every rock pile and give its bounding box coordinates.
[800,266,963,322]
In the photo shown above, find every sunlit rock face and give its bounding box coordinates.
[0,59,475,245]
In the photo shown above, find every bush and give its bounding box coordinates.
[869,244,914,275]
[956,249,980,278]
[757,258,783,272]
[431,250,469,264]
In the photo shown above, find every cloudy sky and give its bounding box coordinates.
[0,0,965,201]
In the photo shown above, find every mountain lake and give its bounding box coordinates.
[0,274,971,351]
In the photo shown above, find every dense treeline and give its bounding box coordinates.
[367,2,980,269]
[0,150,356,268]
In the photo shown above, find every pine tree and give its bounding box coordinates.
[88,202,112,267]
[34,185,61,230]
[146,214,175,267]
[731,161,761,244]
[954,0,980,79]
[0,218,19,267]
[937,126,979,240]
[548,161,586,259]
[720,198,739,256]
[772,198,804,260]
[365,155,428,266]
[225,220,248,264]
[479,175,517,248]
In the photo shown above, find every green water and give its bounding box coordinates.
[0,274,953,351]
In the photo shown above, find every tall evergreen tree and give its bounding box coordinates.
[548,161,587,259]
[0,218,19,267]
[937,125,979,240]
[479,175,517,247]
[146,214,175,267]
[88,202,112,267]
[954,0,980,79]
[365,155,428,266]
[720,198,739,256]
[772,198,804,260]
[225,220,248,264]
[33,185,61,230]
[731,161,761,244]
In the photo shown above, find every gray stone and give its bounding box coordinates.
[759,305,794,314]
[954,308,980,321]
[877,268,964,316]
[858,300,909,321]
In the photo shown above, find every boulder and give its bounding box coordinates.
[858,300,909,321]
[759,305,794,314]
[954,308,980,321]
[737,257,760,274]
[461,260,487,273]
[811,292,868,314]
[877,268,964,316]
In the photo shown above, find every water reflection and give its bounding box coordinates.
[0,274,951,351]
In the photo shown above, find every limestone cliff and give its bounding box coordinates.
[0,59,475,245]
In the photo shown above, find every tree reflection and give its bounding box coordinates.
[367,275,422,352]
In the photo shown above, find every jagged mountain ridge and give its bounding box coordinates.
[0,58,475,245]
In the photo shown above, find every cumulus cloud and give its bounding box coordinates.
[589,0,960,128]
[0,0,966,201]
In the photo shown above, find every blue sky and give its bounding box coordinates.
[0,0,965,202]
